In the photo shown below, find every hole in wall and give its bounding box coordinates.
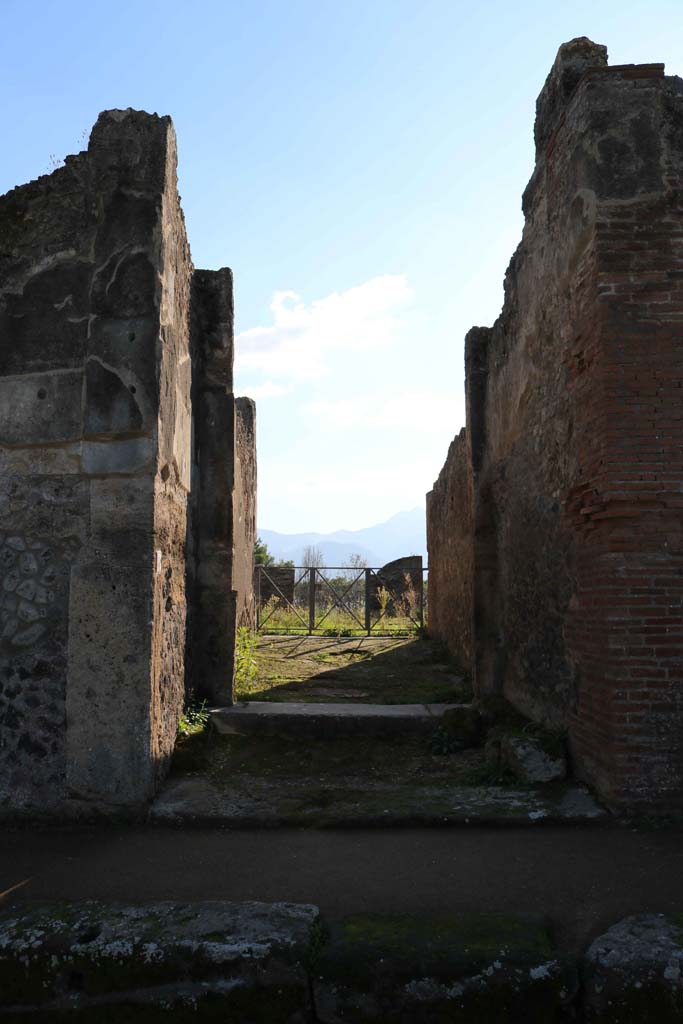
[128,333,136,342]
[37,388,47,400]
[129,385,137,394]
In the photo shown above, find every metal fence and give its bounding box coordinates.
[254,563,427,636]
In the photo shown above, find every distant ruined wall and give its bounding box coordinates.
[368,556,423,617]
[234,398,257,631]
[189,274,258,704]
[0,110,255,815]
[428,39,683,811]
[426,429,473,672]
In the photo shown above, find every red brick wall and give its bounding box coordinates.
[566,192,683,808]
[428,41,683,810]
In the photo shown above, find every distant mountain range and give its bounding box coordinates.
[258,507,427,568]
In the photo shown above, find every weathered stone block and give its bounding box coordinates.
[500,734,567,784]
[88,477,154,565]
[314,912,576,1022]
[0,899,318,1021]
[0,371,83,446]
[81,436,156,476]
[66,563,155,808]
[368,555,423,616]
[584,915,683,1022]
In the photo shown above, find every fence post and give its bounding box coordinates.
[308,568,316,635]
[364,569,371,636]
[256,566,260,630]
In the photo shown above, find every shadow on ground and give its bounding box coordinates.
[163,727,605,828]
[237,635,471,704]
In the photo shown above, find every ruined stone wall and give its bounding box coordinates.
[234,398,257,631]
[189,273,257,704]
[429,40,683,810]
[0,110,192,813]
[0,110,256,815]
[426,429,473,672]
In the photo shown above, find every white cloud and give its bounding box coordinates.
[235,274,414,382]
[302,392,465,437]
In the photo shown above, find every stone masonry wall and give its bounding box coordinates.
[426,429,473,673]
[428,40,683,811]
[234,397,257,631]
[189,273,257,704]
[0,110,192,813]
[0,110,256,815]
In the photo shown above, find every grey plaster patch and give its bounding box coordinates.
[81,436,155,475]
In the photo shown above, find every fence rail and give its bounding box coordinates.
[254,562,427,636]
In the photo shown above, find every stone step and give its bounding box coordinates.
[211,701,469,740]
[151,773,607,828]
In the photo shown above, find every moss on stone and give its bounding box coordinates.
[318,911,554,989]
[315,911,575,1023]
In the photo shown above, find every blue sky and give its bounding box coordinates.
[2,0,682,531]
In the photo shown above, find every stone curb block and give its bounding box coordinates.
[584,914,683,1023]
[312,911,576,1023]
[2,904,682,1021]
[0,899,318,1022]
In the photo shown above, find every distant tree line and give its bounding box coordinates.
[253,537,293,568]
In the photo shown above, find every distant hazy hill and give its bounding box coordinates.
[258,507,427,568]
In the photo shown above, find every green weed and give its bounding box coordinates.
[234,626,260,698]
[177,691,209,738]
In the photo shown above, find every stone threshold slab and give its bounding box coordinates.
[150,776,607,828]
[211,701,465,738]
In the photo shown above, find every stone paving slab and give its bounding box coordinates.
[0,899,318,1021]
[212,701,465,739]
[150,774,606,828]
